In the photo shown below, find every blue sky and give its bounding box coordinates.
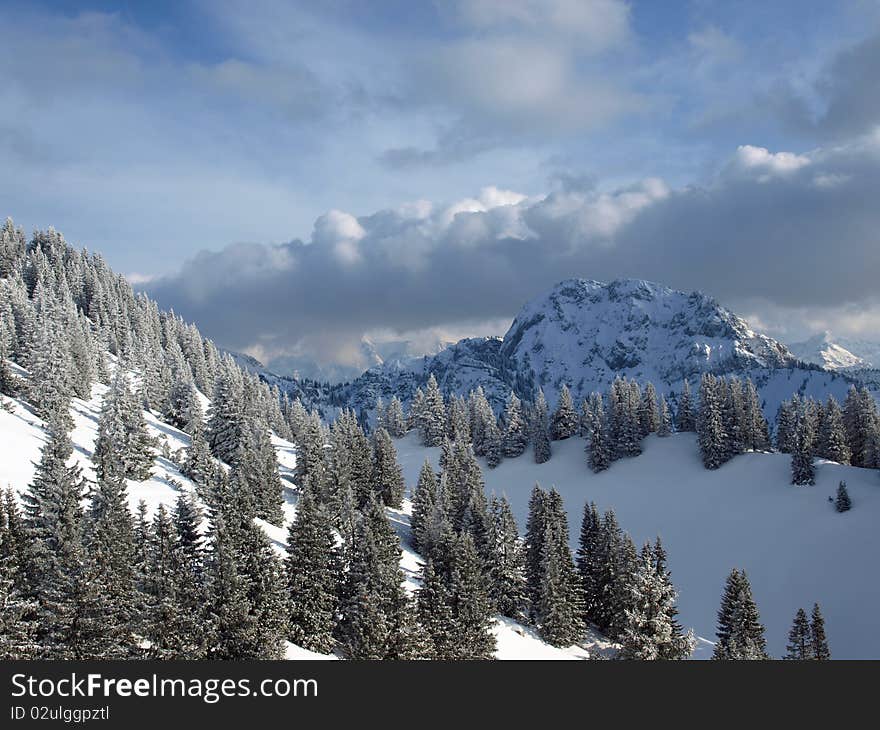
[3,1,880,366]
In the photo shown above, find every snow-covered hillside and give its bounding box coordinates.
[394,431,880,660]
[0,365,602,661]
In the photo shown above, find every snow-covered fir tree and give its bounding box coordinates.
[639,382,659,436]
[487,495,527,620]
[551,384,579,441]
[810,603,830,660]
[371,427,405,508]
[675,379,695,432]
[586,395,612,473]
[785,607,811,660]
[697,374,727,470]
[712,569,768,660]
[791,404,816,486]
[285,482,340,654]
[410,459,438,554]
[501,392,529,458]
[93,370,154,482]
[531,388,552,464]
[834,480,852,512]
[382,395,406,438]
[817,396,850,464]
[420,374,447,447]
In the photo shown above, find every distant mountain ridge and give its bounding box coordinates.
[264,278,855,420]
[787,331,880,371]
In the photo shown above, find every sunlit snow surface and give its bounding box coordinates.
[4,363,878,659]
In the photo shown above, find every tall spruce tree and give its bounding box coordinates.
[410,460,438,553]
[675,380,695,432]
[791,405,816,486]
[551,385,579,441]
[532,388,552,464]
[712,569,768,660]
[285,483,340,654]
[501,392,529,458]
[487,495,527,619]
[532,490,583,646]
[697,374,727,470]
[446,533,496,658]
[93,370,154,482]
[785,608,811,660]
[810,603,830,660]
[371,427,405,508]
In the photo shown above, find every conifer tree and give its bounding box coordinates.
[338,498,411,659]
[93,371,154,482]
[383,396,406,438]
[576,501,602,625]
[415,559,456,659]
[487,496,527,619]
[652,538,694,660]
[775,398,797,454]
[619,540,694,660]
[791,406,816,486]
[421,374,447,447]
[532,388,552,464]
[85,470,138,657]
[0,495,37,658]
[712,569,768,660]
[484,420,503,469]
[675,380,695,432]
[167,493,209,658]
[818,396,850,464]
[410,460,438,553]
[182,417,213,486]
[657,395,672,437]
[785,607,811,660]
[587,396,612,473]
[532,490,583,646]
[810,603,830,660]
[371,427,405,508]
[551,385,578,441]
[639,382,659,436]
[524,484,547,613]
[447,533,496,658]
[18,415,96,656]
[285,483,340,654]
[469,386,495,457]
[834,481,852,512]
[501,392,529,458]
[204,513,259,659]
[697,374,727,469]
[296,412,327,497]
[741,379,770,451]
[206,359,245,464]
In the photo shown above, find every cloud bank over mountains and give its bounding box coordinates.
[147,131,880,367]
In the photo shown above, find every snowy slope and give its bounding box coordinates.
[0,366,592,660]
[394,431,880,660]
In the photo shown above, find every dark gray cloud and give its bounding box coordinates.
[772,31,880,142]
[146,136,880,362]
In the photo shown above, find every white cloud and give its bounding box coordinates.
[731,145,811,178]
[148,135,880,364]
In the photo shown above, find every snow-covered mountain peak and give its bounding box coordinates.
[788,331,869,371]
[499,278,796,401]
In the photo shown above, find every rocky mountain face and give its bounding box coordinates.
[269,278,853,419]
